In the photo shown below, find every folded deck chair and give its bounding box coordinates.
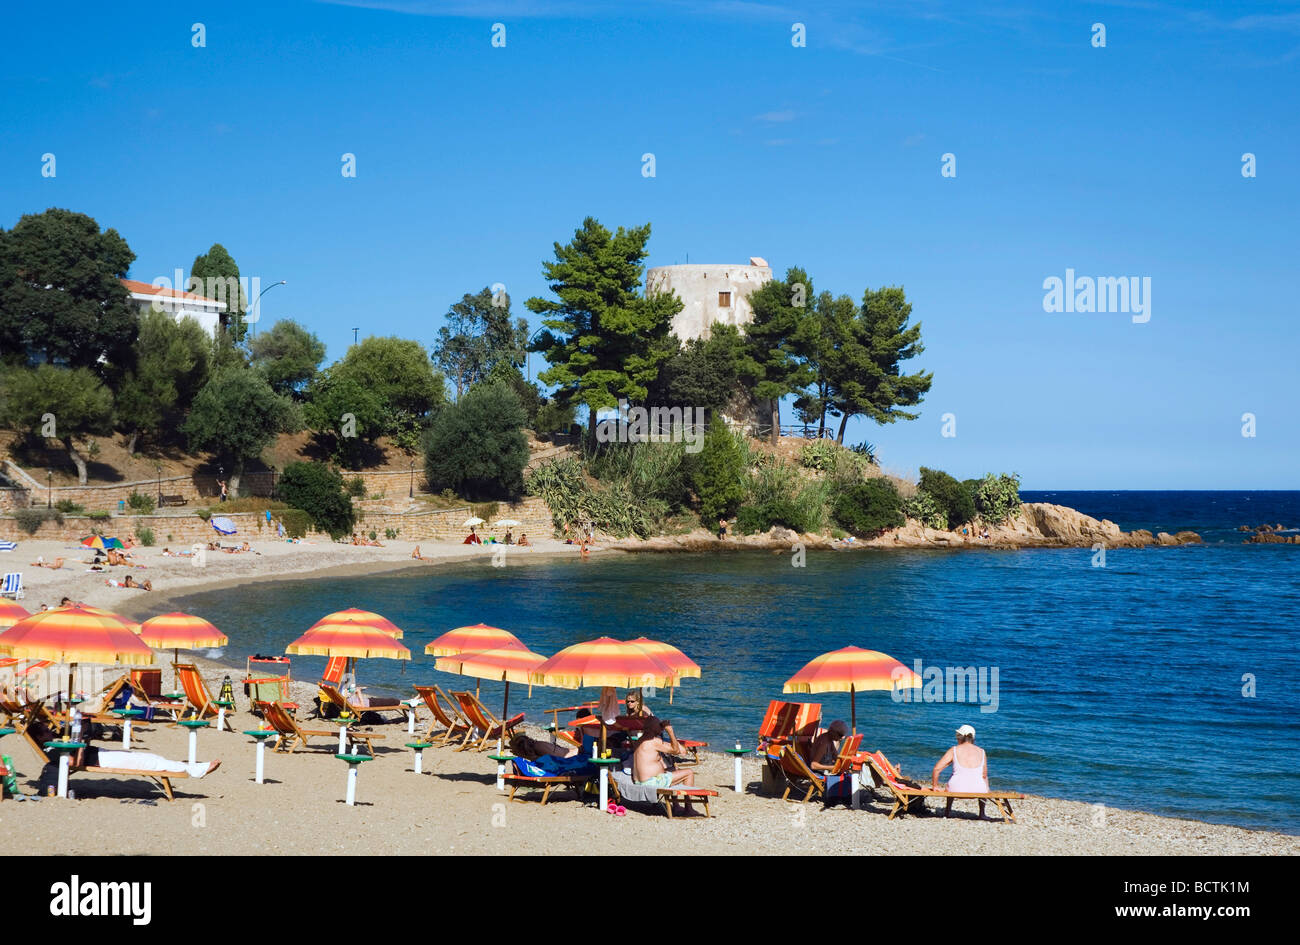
[263,700,384,755]
[412,685,472,746]
[101,673,185,721]
[502,758,588,805]
[863,750,1022,822]
[173,663,223,722]
[779,733,863,803]
[0,573,23,600]
[319,682,410,725]
[450,690,524,752]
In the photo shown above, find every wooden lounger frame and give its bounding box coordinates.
[779,734,863,802]
[263,701,384,754]
[864,752,1022,822]
[503,772,588,805]
[76,767,188,801]
[657,787,719,819]
[412,685,473,747]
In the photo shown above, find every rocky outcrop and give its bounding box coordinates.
[870,503,1201,549]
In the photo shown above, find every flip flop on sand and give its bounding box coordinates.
[606,801,626,816]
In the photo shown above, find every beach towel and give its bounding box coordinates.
[610,768,660,804]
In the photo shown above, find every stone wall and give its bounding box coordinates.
[645,259,772,342]
[0,495,557,544]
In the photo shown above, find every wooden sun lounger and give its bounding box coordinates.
[412,685,473,747]
[101,673,185,721]
[657,787,719,819]
[502,764,589,805]
[319,682,410,725]
[263,701,384,755]
[756,699,822,754]
[863,750,1022,822]
[173,663,224,722]
[450,690,524,752]
[17,720,189,801]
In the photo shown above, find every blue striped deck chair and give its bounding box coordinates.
[0,573,22,600]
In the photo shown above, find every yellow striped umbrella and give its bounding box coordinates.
[139,612,229,689]
[0,603,154,735]
[0,599,29,631]
[625,636,700,703]
[424,623,522,657]
[286,615,411,690]
[783,645,922,735]
[307,607,404,639]
[435,646,548,720]
[531,637,680,751]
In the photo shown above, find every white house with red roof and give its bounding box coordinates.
[119,278,227,337]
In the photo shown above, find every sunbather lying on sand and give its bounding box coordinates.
[411,546,425,560]
[106,575,152,591]
[31,557,64,569]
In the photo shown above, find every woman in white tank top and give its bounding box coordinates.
[932,724,990,819]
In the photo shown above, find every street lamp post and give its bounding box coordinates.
[155,462,163,505]
[47,469,52,509]
[249,280,286,339]
[409,461,415,499]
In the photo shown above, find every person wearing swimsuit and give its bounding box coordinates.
[931,723,990,819]
[808,719,848,771]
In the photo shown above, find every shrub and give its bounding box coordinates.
[917,467,974,529]
[278,462,356,539]
[196,509,211,522]
[384,527,399,540]
[689,424,747,525]
[368,530,378,541]
[831,478,904,538]
[534,400,576,437]
[54,499,84,514]
[345,476,367,498]
[135,527,155,547]
[86,510,111,521]
[902,490,947,529]
[14,508,62,534]
[972,473,1021,524]
[799,440,839,471]
[525,457,653,538]
[849,442,877,465]
[278,508,313,539]
[127,491,156,514]
[736,459,829,534]
[424,380,529,498]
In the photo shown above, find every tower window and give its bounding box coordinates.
[718,291,732,307]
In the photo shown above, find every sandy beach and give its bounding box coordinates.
[2,535,1296,855]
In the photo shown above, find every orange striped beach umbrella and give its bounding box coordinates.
[0,599,29,631]
[286,614,411,689]
[307,607,405,639]
[531,637,680,752]
[625,636,700,704]
[139,612,229,690]
[424,623,523,657]
[783,646,922,735]
[435,646,548,720]
[0,603,154,735]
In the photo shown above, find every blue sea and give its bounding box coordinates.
[175,491,1300,834]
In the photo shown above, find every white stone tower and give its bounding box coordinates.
[645,257,772,341]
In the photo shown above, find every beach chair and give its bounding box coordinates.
[0,573,23,600]
[502,759,589,805]
[412,685,473,747]
[450,690,524,752]
[318,682,410,725]
[101,673,185,721]
[262,701,384,755]
[173,663,227,724]
[756,699,821,753]
[778,733,863,803]
[321,656,347,686]
[862,750,1022,822]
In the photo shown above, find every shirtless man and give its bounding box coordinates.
[807,719,848,772]
[631,717,694,789]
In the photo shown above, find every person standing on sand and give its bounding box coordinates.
[932,724,990,819]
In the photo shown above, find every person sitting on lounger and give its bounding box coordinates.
[27,717,221,781]
[632,718,695,789]
[463,527,481,545]
[932,723,990,819]
[808,719,848,772]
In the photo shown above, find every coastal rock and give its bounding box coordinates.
[870,503,1200,550]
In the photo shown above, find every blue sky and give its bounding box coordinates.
[2,0,1297,488]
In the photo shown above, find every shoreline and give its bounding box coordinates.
[5,534,1296,851]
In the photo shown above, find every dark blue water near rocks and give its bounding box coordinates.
[176,491,1300,833]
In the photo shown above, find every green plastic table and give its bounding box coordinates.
[406,741,433,775]
[0,727,15,738]
[724,747,752,793]
[178,719,209,764]
[112,708,144,749]
[244,729,277,783]
[44,741,86,798]
[487,753,516,790]
[589,757,620,810]
[213,699,234,731]
[336,753,374,805]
